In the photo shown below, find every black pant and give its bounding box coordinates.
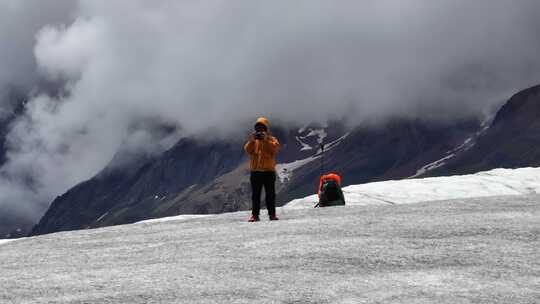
[250,171,276,217]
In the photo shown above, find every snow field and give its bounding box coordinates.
[286,167,540,208]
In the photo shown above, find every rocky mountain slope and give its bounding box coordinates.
[426,84,540,176]
[29,84,540,236]
[31,118,479,235]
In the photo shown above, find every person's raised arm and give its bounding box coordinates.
[244,135,256,155]
[264,136,280,155]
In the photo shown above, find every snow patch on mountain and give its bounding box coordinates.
[276,156,320,183]
[411,153,457,178]
[277,132,350,183]
[95,212,109,223]
[294,127,328,151]
[295,136,313,151]
[323,132,350,152]
[411,118,493,178]
[286,167,540,208]
[304,128,327,144]
[411,136,477,178]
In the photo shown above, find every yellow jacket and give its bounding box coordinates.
[244,117,280,172]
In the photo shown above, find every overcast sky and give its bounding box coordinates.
[1,0,540,224]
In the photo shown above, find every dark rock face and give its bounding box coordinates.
[31,138,247,235]
[277,119,480,203]
[427,84,540,176]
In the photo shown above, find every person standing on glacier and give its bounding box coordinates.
[244,117,281,222]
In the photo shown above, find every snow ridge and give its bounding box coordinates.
[286,167,540,209]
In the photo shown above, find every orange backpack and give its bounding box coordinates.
[317,173,342,198]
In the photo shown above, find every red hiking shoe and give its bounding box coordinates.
[269,215,279,221]
[248,215,260,222]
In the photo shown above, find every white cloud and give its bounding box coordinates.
[35,18,106,81]
[3,0,540,224]
[0,0,76,92]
